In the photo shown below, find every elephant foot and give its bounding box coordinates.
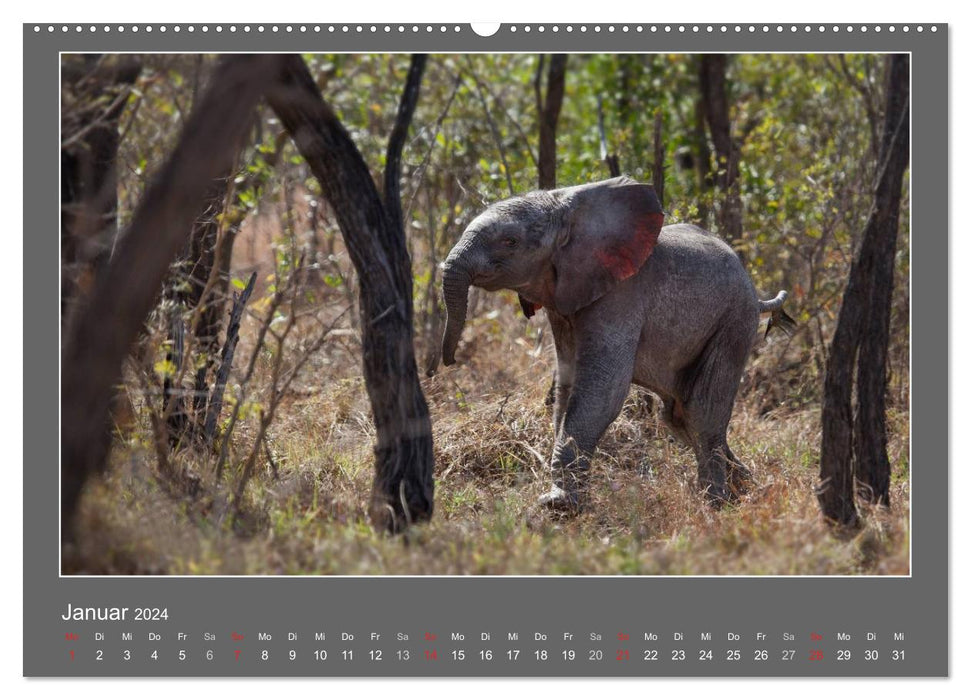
[537,485,585,514]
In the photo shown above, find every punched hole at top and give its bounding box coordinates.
[471,23,501,37]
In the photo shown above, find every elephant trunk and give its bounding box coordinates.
[441,258,473,366]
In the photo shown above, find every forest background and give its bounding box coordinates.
[60,52,910,575]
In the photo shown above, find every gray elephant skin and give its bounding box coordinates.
[441,176,793,511]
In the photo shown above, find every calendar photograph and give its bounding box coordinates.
[59,51,911,576]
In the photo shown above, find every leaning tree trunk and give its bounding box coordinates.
[61,55,282,543]
[266,54,435,533]
[699,54,743,246]
[818,54,910,526]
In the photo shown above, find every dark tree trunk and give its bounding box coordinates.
[162,176,233,444]
[698,54,743,245]
[818,54,910,525]
[60,55,141,319]
[693,91,714,226]
[535,54,569,406]
[61,55,282,543]
[266,54,434,533]
[617,55,637,155]
[536,54,568,190]
[854,55,911,506]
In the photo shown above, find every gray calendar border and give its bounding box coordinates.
[25,24,948,677]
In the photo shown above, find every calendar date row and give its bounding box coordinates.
[68,647,908,663]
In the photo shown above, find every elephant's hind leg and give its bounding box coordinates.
[677,334,748,506]
[691,432,732,506]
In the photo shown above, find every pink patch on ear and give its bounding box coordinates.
[594,211,664,281]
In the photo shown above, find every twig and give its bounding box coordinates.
[215,274,290,481]
[466,71,537,168]
[495,393,511,422]
[117,93,143,147]
[231,304,349,516]
[465,57,515,196]
[204,270,257,443]
[61,87,135,150]
[597,97,621,178]
[403,73,463,224]
[263,438,279,480]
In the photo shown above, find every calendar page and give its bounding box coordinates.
[27,21,947,677]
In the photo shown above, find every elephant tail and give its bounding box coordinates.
[758,290,788,312]
[759,290,797,339]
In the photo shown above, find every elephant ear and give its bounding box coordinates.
[552,177,664,315]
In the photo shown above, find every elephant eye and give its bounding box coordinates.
[501,236,518,248]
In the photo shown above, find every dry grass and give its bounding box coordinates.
[66,294,910,577]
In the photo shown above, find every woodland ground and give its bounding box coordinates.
[66,285,910,576]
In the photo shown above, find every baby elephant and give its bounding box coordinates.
[441,176,793,511]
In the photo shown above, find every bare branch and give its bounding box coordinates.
[464,57,515,196]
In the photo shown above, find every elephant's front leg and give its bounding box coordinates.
[547,313,576,437]
[539,334,637,513]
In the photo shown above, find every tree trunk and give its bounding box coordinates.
[818,54,910,525]
[162,176,233,444]
[266,54,434,533]
[699,54,743,245]
[60,55,141,319]
[535,54,569,405]
[61,55,282,543]
[693,90,713,226]
[853,55,911,506]
[536,54,568,190]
